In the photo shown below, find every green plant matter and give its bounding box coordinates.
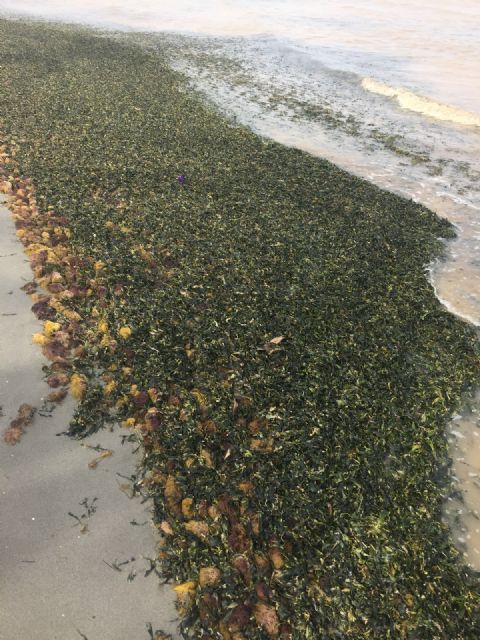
[0,19,479,639]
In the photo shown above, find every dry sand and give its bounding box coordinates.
[0,196,179,639]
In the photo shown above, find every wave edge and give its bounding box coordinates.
[361,78,480,127]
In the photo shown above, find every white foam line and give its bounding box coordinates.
[362,77,480,128]
[427,266,480,327]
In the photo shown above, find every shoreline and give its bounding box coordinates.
[146,29,480,330]
[1,18,480,638]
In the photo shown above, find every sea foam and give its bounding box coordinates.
[362,78,480,127]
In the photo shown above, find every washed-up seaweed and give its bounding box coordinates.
[3,403,36,444]
[0,19,480,639]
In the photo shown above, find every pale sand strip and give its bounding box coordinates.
[0,197,179,639]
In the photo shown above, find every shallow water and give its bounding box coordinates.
[1,0,480,568]
[1,1,479,113]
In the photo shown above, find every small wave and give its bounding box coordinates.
[362,78,480,127]
[427,265,480,328]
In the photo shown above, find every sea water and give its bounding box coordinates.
[1,0,479,567]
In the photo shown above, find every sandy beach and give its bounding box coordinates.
[0,196,178,639]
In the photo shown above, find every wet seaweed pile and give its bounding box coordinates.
[1,19,480,639]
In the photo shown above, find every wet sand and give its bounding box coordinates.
[445,391,480,569]
[0,196,179,639]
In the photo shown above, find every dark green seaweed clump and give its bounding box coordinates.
[0,19,479,639]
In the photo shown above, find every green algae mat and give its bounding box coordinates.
[1,19,480,640]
